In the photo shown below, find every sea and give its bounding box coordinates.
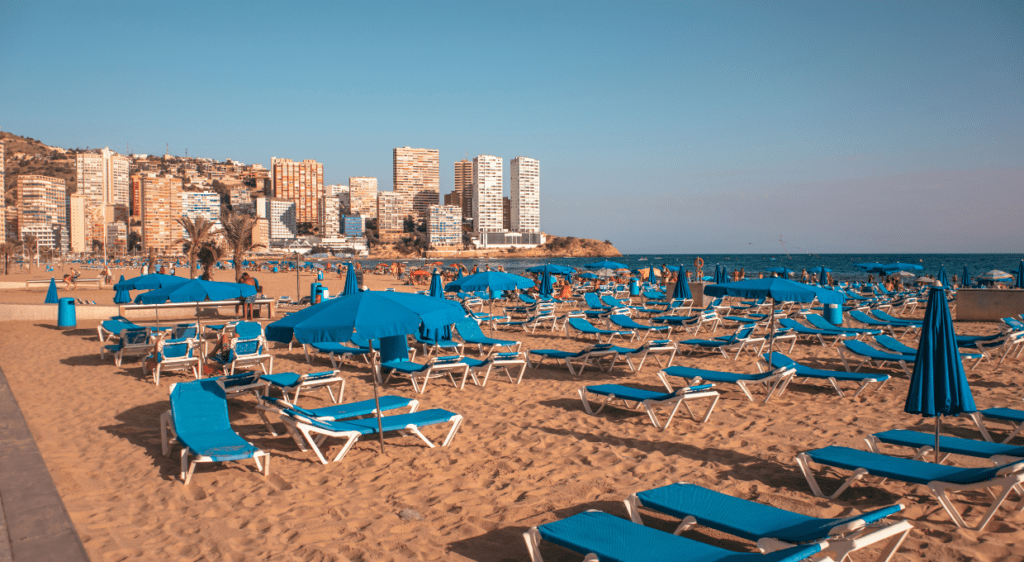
[353,254,1023,282]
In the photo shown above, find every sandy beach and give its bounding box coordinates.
[0,266,1022,561]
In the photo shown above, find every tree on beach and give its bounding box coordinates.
[0,241,20,275]
[22,233,37,274]
[175,216,216,279]
[220,210,264,282]
[197,241,223,281]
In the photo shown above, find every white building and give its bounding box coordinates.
[376,191,413,241]
[106,221,127,255]
[428,204,461,248]
[180,191,222,237]
[258,197,296,240]
[76,147,130,208]
[510,156,540,233]
[472,155,503,233]
[319,195,341,238]
[69,195,88,253]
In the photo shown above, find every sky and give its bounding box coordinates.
[1,0,1021,254]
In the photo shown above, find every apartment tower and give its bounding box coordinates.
[77,147,129,246]
[393,147,440,221]
[472,155,503,233]
[0,138,5,244]
[140,176,183,252]
[348,177,378,219]
[376,191,412,241]
[510,157,540,233]
[69,195,88,253]
[454,159,472,220]
[16,175,67,250]
[270,158,324,226]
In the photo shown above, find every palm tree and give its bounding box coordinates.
[197,241,223,281]
[0,241,20,275]
[21,233,36,274]
[175,216,216,279]
[220,210,264,282]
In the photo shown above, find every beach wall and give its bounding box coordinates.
[955,288,1024,321]
[0,303,197,323]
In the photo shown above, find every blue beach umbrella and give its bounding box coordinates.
[961,265,970,288]
[343,263,359,296]
[44,278,59,304]
[766,267,795,277]
[936,266,950,288]
[809,266,831,285]
[135,279,256,305]
[113,275,132,304]
[445,271,534,294]
[584,260,628,270]
[526,264,575,275]
[1016,261,1024,289]
[265,290,466,453]
[428,269,444,298]
[672,265,692,300]
[538,266,554,296]
[114,273,187,292]
[904,287,976,462]
[579,272,599,280]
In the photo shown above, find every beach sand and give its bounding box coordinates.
[0,265,1022,561]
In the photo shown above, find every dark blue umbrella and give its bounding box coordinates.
[961,265,970,288]
[706,278,846,367]
[538,266,554,296]
[526,264,575,274]
[584,260,628,270]
[855,262,885,271]
[343,263,359,296]
[428,269,444,298]
[113,275,131,304]
[904,287,976,463]
[135,279,256,305]
[579,272,599,280]
[882,262,923,272]
[672,265,692,300]
[936,266,950,288]
[455,267,464,280]
[766,267,795,277]
[809,266,831,285]
[44,278,59,304]
[647,266,657,282]
[1016,261,1024,289]
[445,271,534,294]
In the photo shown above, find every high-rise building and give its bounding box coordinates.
[181,191,222,237]
[129,174,143,219]
[341,215,364,237]
[428,204,461,248]
[510,157,540,233]
[69,195,88,253]
[393,147,440,221]
[472,155,503,233]
[16,175,67,250]
[443,190,460,209]
[348,177,378,219]
[319,195,341,238]
[106,222,127,256]
[0,138,5,244]
[502,197,511,231]
[229,186,252,207]
[326,184,349,198]
[141,176,183,252]
[262,197,296,240]
[270,158,324,226]
[376,191,412,241]
[455,159,473,221]
[77,148,129,247]
[252,218,270,249]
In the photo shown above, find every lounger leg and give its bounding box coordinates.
[329,434,361,463]
[183,449,199,485]
[623,494,643,524]
[298,426,332,464]
[735,380,756,402]
[441,415,464,446]
[523,528,545,562]
[796,453,869,499]
[160,410,174,456]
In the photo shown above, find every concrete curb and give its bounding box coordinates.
[0,364,90,562]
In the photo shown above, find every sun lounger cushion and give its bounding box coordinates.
[874,429,1024,459]
[301,408,458,435]
[767,353,890,383]
[662,366,771,384]
[262,371,338,388]
[266,394,413,420]
[805,446,1022,485]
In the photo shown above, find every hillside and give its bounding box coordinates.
[1,131,77,205]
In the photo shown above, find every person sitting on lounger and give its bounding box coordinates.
[556,282,573,300]
[63,268,80,289]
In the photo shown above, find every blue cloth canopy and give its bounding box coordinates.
[265,290,467,345]
[584,260,627,270]
[538,266,554,296]
[855,262,884,271]
[961,265,970,288]
[44,278,59,304]
[1017,261,1024,289]
[114,273,187,291]
[445,271,534,294]
[905,287,975,418]
[428,269,444,298]
[937,266,950,288]
[343,263,359,296]
[578,272,599,280]
[113,274,132,304]
[526,264,575,274]
[766,267,794,277]
[672,265,692,300]
[135,279,256,304]
[704,278,845,305]
[882,262,923,272]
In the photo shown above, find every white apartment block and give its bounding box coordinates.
[348,177,378,219]
[106,221,128,255]
[266,197,297,240]
[69,195,88,253]
[181,191,222,237]
[319,195,341,238]
[76,147,130,208]
[0,139,4,244]
[428,204,461,248]
[326,184,349,198]
[510,157,540,233]
[472,155,503,233]
[376,191,412,240]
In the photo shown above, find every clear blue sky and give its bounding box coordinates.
[2,1,1021,253]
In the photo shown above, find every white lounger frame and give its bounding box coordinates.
[756,360,887,398]
[266,370,346,405]
[623,483,911,562]
[463,352,529,388]
[578,386,719,430]
[283,411,464,464]
[657,367,796,404]
[795,452,1024,531]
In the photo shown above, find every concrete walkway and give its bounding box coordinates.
[0,365,89,562]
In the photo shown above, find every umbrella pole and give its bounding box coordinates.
[196,303,203,370]
[767,298,775,369]
[371,339,385,455]
[935,415,941,464]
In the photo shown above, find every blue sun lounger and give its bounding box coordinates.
[625,483,911,562]
[777,318,857,347]
[971,407,1024,443]
[277,406,464,464]
[528,343,630,376]
[608,314,671,340]
[612,339,678,371]
[871,310,922,329]
[159,379,269,485]
[679,325,765,360]
[657,365,796,403]
[867,429,1024,464]
[255,393,417,439]
[758,353,889,397]
[578,383,719,428]
[523,510,827,562]
[805,314,882,337]
[796,445,1024,530]
[872,334,983,368]
[261,370,346,404]
[306,341,373,368]
[454,318,521,356]
[98,317,145,341]
[459,352,529,388]
[837,340,914,377]
[566,317,634,343]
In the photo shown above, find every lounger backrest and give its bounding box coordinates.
[160,340,193,361]
[378,335,411,363]
[174,325,198,339]
[805,315,837,330]
[120,328,151,347]
[454,318,484,340]
[734,326,755,341]
[600,295,621,308]
[230,337,263,360]
[568,318,596,332]
[584,293,605,309]
[235,321,263,339]
[170,379,232,438]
